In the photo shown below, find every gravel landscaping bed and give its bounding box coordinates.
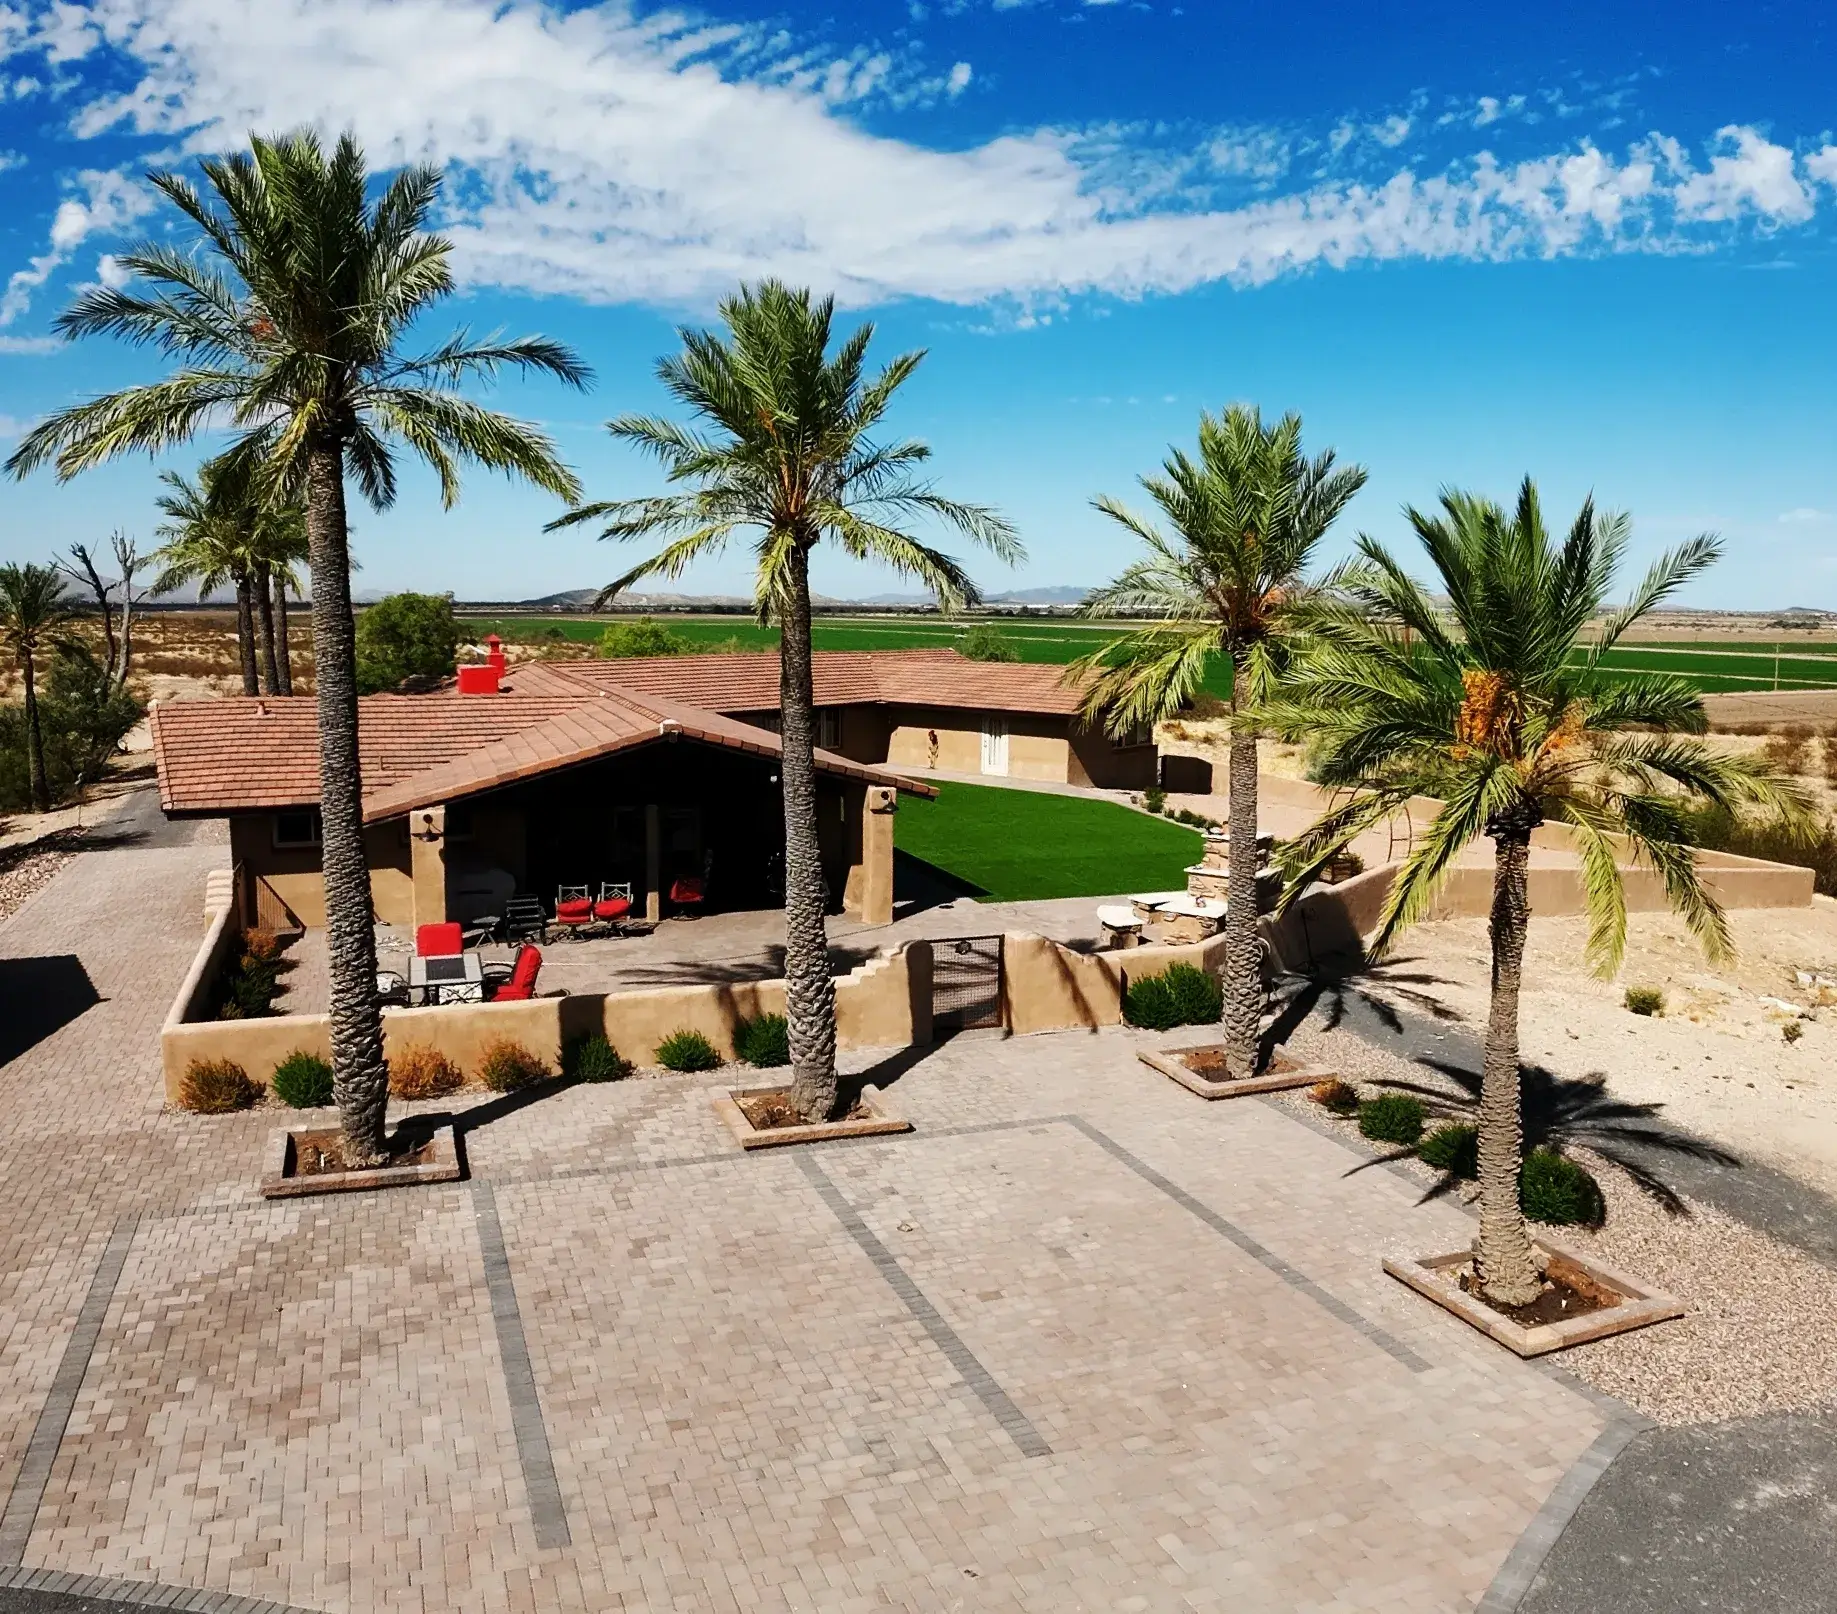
[1281,1020,1837,1425]
[0,832,80,928]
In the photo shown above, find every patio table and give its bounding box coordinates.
[410,952,485,1005]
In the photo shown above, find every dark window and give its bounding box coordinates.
[816,709,842,749]
[273,808,322,848]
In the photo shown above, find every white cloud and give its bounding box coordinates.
[0,0,1829,316]
[1779,507,1831,524]
[0,166,149,329]
[0,334,63,353]
[1804,144,1837,188]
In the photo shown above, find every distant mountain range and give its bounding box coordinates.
[495,584,1093,611]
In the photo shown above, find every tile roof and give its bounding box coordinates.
[538,648,1091,716]
[150,686,930,820]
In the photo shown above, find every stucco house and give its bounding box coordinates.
[148,647,1152,936]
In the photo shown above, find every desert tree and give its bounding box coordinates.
[0,562,80,812]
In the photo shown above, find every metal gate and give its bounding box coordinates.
[931,934,1004,1033]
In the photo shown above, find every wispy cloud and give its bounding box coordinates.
[0,167,151,331]
[1,0,1835,317]
[1779,507,1831,524]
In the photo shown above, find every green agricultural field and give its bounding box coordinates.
[894,781,1201,901]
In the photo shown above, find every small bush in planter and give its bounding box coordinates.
[180,1057,260,1114]
[1309,1077,1361,1116]
[1358,1093,1426,1145]
[477,1038,549,1093]
[1417,1121,1479,1178]
[271,1050,334,1109]
[1519,1148,1605,1226]
[389,1044,464,1100]
[656,1029,721,1071]
[1624,985,1665,1017]
[563,1033,628,1083]
[1124,963,1221,1030]
[736,1013,790,1068]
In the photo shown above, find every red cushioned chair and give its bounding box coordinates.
[668,876,705,915]
[416,922,464,958]
[552,884,593,938]
[594,881,633,923]
[484,945,543,1002]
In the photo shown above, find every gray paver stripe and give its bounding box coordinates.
[0,1215,139,1566]
[794,1153,1052,1459]
[1473,1417,1649,1613]
[0,1563,324,1612]
[470,1183,572,1551]
[1061,1117,1434,1373]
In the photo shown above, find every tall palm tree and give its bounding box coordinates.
[1261,481,1804,1306]
[256,501,309,695]
[1071,407,1366,1079]
[150,466,263,693]
[550,280,1017,1124]
[7,130,588,1164]
[0,563,79,812]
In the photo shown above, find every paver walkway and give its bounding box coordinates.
[2,839,1625,1612]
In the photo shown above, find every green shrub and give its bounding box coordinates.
[1358,1093,1426,1145]
[596,616,687,658]
[1519,1149,1604,1225]
[270,1050,334,1109]
[1623,984,1665,1017]
[735,1013,791,1068]
[1309,1077,1361,1116]
[1783,1019,1804,1044]
[563,1033,628,1083]
[1123,962,1221,1030]
[1417,1121,1478,1178]
[356,592,461,693]
[656,1028,722,1071]
[180,1057,260,1114]
[477,1037,549,1093]
[956,622,1018,662]
[1143,786,1166,815]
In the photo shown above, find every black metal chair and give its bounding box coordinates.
[504,894,547,944]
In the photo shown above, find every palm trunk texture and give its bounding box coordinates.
[273,576,293,695]
[22,649,48,813]
[234,575,259,696]
[307,441,391,1164]
[780,546,841,1123]
[1222,727,1263,1077]
[255,564,280,695]
[1474,829,1543,1306]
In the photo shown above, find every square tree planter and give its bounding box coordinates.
[713,1082,913,1151]
[260,1126,463,1199]
[1138,1046,1332,1100]
[1383,1237,1685,1357]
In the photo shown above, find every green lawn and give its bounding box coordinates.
[894,781,1202,901]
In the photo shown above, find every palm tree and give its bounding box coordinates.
[149,466,263,693]
[257,502,309,695]
[550,281,1017,1123]
[0,563,79,812]
[1070,407,1366,1079]
[7,130,588,1164]
[1261,481,1805,1306]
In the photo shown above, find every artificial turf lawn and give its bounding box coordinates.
[893,781,1203,902]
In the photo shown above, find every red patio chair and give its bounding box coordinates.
[416,922,464,958]
[553,884,593,938]
[668,876,705,915]
[594,881,633,923]
[485,945,543,1002]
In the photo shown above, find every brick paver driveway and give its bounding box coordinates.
[1,839,1613,1612]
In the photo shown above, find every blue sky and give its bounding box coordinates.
[2,0,1836,606]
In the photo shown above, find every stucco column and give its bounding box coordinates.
[845,785,897,926]
[644,803,662,921]
[409,804,447,928]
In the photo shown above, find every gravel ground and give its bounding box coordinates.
[0,834,79,928]
[1279,1019,1837,1426]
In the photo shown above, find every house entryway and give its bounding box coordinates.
[980,715,1009,776]
[931,934,1004,1033]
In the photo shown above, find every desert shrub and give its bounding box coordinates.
[180,1057,260,1114]
[1417,1121,1479,1178]
[1142,786,1166,814]
[214,931,286,1019]
[1679,801,1837,898]
[1309,1077,1361,1116]
[389,1044,464,1100]
[1519,1149,1604,1226]
[355,592,461,693]
[656,1028,722,1071]
[1783,1019,1804,1044]
[0,643,145,813]
[735,1013,791,1067]
[563,1032,629,1082]
[477,1037,550,1092]
[243,928,282,963]
[1170,807,1217,829]
[597,617,687,658]
[1763,732,1809,775]
[1123,962,1221,1030]
[270,1050,334,1108]
[1623,984,1665,1017]
[1358,1093,1426,1145]
[956,622,1019,662]
[1823,738,1837,787]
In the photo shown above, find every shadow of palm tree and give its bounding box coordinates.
[1260,953,1463,1066]
[1352,1056,1740,1214]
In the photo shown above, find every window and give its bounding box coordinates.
[816,709,842,749]
[273,808,322,848]
[1116,720,1152,749]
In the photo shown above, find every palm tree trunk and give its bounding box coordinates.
[273,575,293,695]
[21,645,49,813]
[306,440,390,1164]
[234,574,259,696]
[780,545,840,1123]
[1474,829,1543,1307]
[255,564,280,695]
[1222,720,1262,1077]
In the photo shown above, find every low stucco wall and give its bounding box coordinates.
[162,898,239,1035]
[161,940,934,1104]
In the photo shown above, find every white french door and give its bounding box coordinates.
[980,714,1009,776]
